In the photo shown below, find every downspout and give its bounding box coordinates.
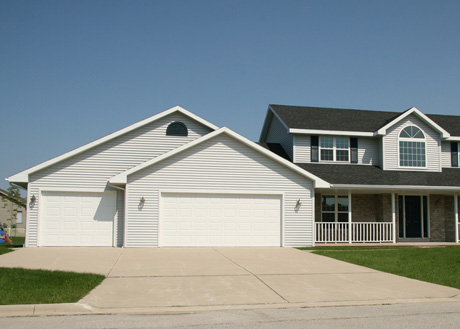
[108,183,126,248]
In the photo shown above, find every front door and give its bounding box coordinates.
[404,196,422,238]
[398,195,429,239]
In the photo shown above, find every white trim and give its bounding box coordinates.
[159,188,284,196]
[391,193,396,243]
[376,107,450,138]
[331,184,460,191]
[7,106,219,184]
[446,137,460,142]
[110,127,330,188]
[39,187,108,193]
[290,128,374,137]
[397,125,427,169]
[311,190,316,247]
[348,191,352,244]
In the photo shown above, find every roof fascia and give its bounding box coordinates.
[330,184,460,191]
[289,129,374,137]
[446,136,460,141]
[376,107,450,138]
[110,127,330,188]
[7,106,219,184]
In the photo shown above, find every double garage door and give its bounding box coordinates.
[160,193,282,247]
[40,191,116,247]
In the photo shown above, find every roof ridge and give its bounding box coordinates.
[269,104,400,115]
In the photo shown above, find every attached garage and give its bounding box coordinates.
[40,191,116,246]
[160,193,281,247]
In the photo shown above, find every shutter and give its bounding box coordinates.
[451,142,459,167]
[311,136,319,162]
[350,137,358,163]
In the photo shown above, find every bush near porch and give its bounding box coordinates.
[300,246,460,290]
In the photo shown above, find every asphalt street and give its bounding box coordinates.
[4,301,460,329]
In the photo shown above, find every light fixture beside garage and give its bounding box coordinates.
[295,199,301,211]
[139,197,145,210]
[30,195,36,207]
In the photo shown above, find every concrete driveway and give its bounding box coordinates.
[1,247,459,312]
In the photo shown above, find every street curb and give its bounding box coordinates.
[2,296,460,318]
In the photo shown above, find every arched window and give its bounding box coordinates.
[166,122,188,136]
[399,126,426,167]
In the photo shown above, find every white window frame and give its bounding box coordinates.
[319,137,350,162]
[321,195,349,222]
[398,126,427,168]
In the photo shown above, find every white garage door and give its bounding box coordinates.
[160,193,281,247]
[40,192,116,247]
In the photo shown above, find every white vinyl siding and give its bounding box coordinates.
[382,114,441,172]
[441,141,460,168]
[127,134,315,248]
[265,114,293,160]
[293,135,379,165]
[25,112,213,247]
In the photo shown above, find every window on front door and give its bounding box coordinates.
[322,195,349,222]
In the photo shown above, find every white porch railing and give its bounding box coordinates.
[316,222,394,243]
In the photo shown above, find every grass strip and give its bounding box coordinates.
[0,267,105,305]
[309,246,460,290]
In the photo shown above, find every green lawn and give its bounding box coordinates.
[0,237,105,305]
[0,236,25,255]
[302,246,460,289]
[0,267,105,305]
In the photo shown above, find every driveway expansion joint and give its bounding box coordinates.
[212,248,290,304]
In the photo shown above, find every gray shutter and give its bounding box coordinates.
[311,136,319,162]
[350,138,358,163]
[451,142,458,167]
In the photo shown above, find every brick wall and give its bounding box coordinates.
[430,195,456,242]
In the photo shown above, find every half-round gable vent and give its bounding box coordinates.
[166,121,188,136]
[399,126,425,139]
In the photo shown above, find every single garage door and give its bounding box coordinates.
[40,191,116,246]
[160,193,281,247]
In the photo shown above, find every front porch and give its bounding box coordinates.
[314,192,460,244]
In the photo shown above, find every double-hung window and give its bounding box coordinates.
[321,195,349,222]
[399,126,426,167]
[320,137,349,162]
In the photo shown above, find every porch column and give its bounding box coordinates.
[348,191,352,244]
[455,194,459,243]
[391,193,396,243]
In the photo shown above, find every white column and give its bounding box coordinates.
[348,191,352,244]
[391,193,396,244]
[455,194,459,243]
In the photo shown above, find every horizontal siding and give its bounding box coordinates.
[127,135,315,248]
[293,135,310,163]
[383,114,441,172]
[358,137,379,165]
[293,135,379,165]
[441,142,451,168]
[26,112,213,247]
[265,115,293,160]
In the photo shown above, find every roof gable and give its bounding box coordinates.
[110,127,330,188]
[376,107,450,138]
[8,106,219,184]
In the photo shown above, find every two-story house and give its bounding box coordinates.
[7,105,460,247]
[260,105,460,243]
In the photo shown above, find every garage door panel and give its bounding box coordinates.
[41,192,115,247]
[161,193,281,247]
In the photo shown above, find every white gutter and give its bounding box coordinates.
[329,184,460,191]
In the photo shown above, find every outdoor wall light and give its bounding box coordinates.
[295,199,301,211]
[30,195,36,206]
[140,197,145,205]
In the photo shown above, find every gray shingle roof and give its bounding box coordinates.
[270,105,460,136]
[296,163,460,187]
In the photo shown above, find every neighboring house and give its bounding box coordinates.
[0,188,27,237]
[260,105,460,243]
[6,105,460,247]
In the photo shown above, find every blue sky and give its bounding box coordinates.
[1,0,460,191]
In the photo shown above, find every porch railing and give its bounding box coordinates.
[316,222,394,243]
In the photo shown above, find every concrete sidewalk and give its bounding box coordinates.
[1,247,460,317]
